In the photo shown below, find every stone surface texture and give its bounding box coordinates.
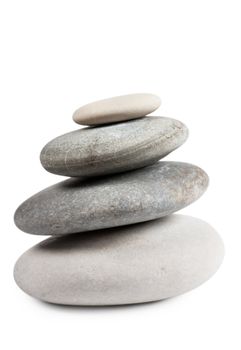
[14,162,209,236]
[40,116,188,177]
[14,215,224,306]
[72,93,161,125]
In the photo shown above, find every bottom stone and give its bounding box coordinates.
[14,215,224,306]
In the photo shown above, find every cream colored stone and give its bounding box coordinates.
[14,215,224,306]
[72,93,161,125]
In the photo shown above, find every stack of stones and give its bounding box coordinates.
[14,93,224,306]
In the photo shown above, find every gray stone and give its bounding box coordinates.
[14,215,224,306]
[72,93,161,125]
[40,117,188,177]
[14,162,209,236]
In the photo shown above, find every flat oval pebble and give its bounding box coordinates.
[14,162,208,236]
[40,117,188,177]
[14,215,224,306]
[72,93,161,125]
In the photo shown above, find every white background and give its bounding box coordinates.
[1,0,240,349]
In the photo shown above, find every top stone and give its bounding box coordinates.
[72,93,161,125]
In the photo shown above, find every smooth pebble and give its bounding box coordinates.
[72,93,161,125]
[14,162,209,236]
[40,117,188,177]
[14,215,224,306]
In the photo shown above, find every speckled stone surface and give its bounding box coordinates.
[40,117,188,177]
[14,162,209,236]
[14,215,224,306]
[72,93,161,125]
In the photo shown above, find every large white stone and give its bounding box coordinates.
[14,215,224,306]
[72,93,161,125]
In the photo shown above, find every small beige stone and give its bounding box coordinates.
[72,93,161,125]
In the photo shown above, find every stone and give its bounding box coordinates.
[72,93,161,125]
[14,162,209,236]
[40,117,188,177]
[13,215,224,306]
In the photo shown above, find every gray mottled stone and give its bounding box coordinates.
[14,162,208,236]
[14,215,224,306]
[72,93,161,125]
[40,117,188,177]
